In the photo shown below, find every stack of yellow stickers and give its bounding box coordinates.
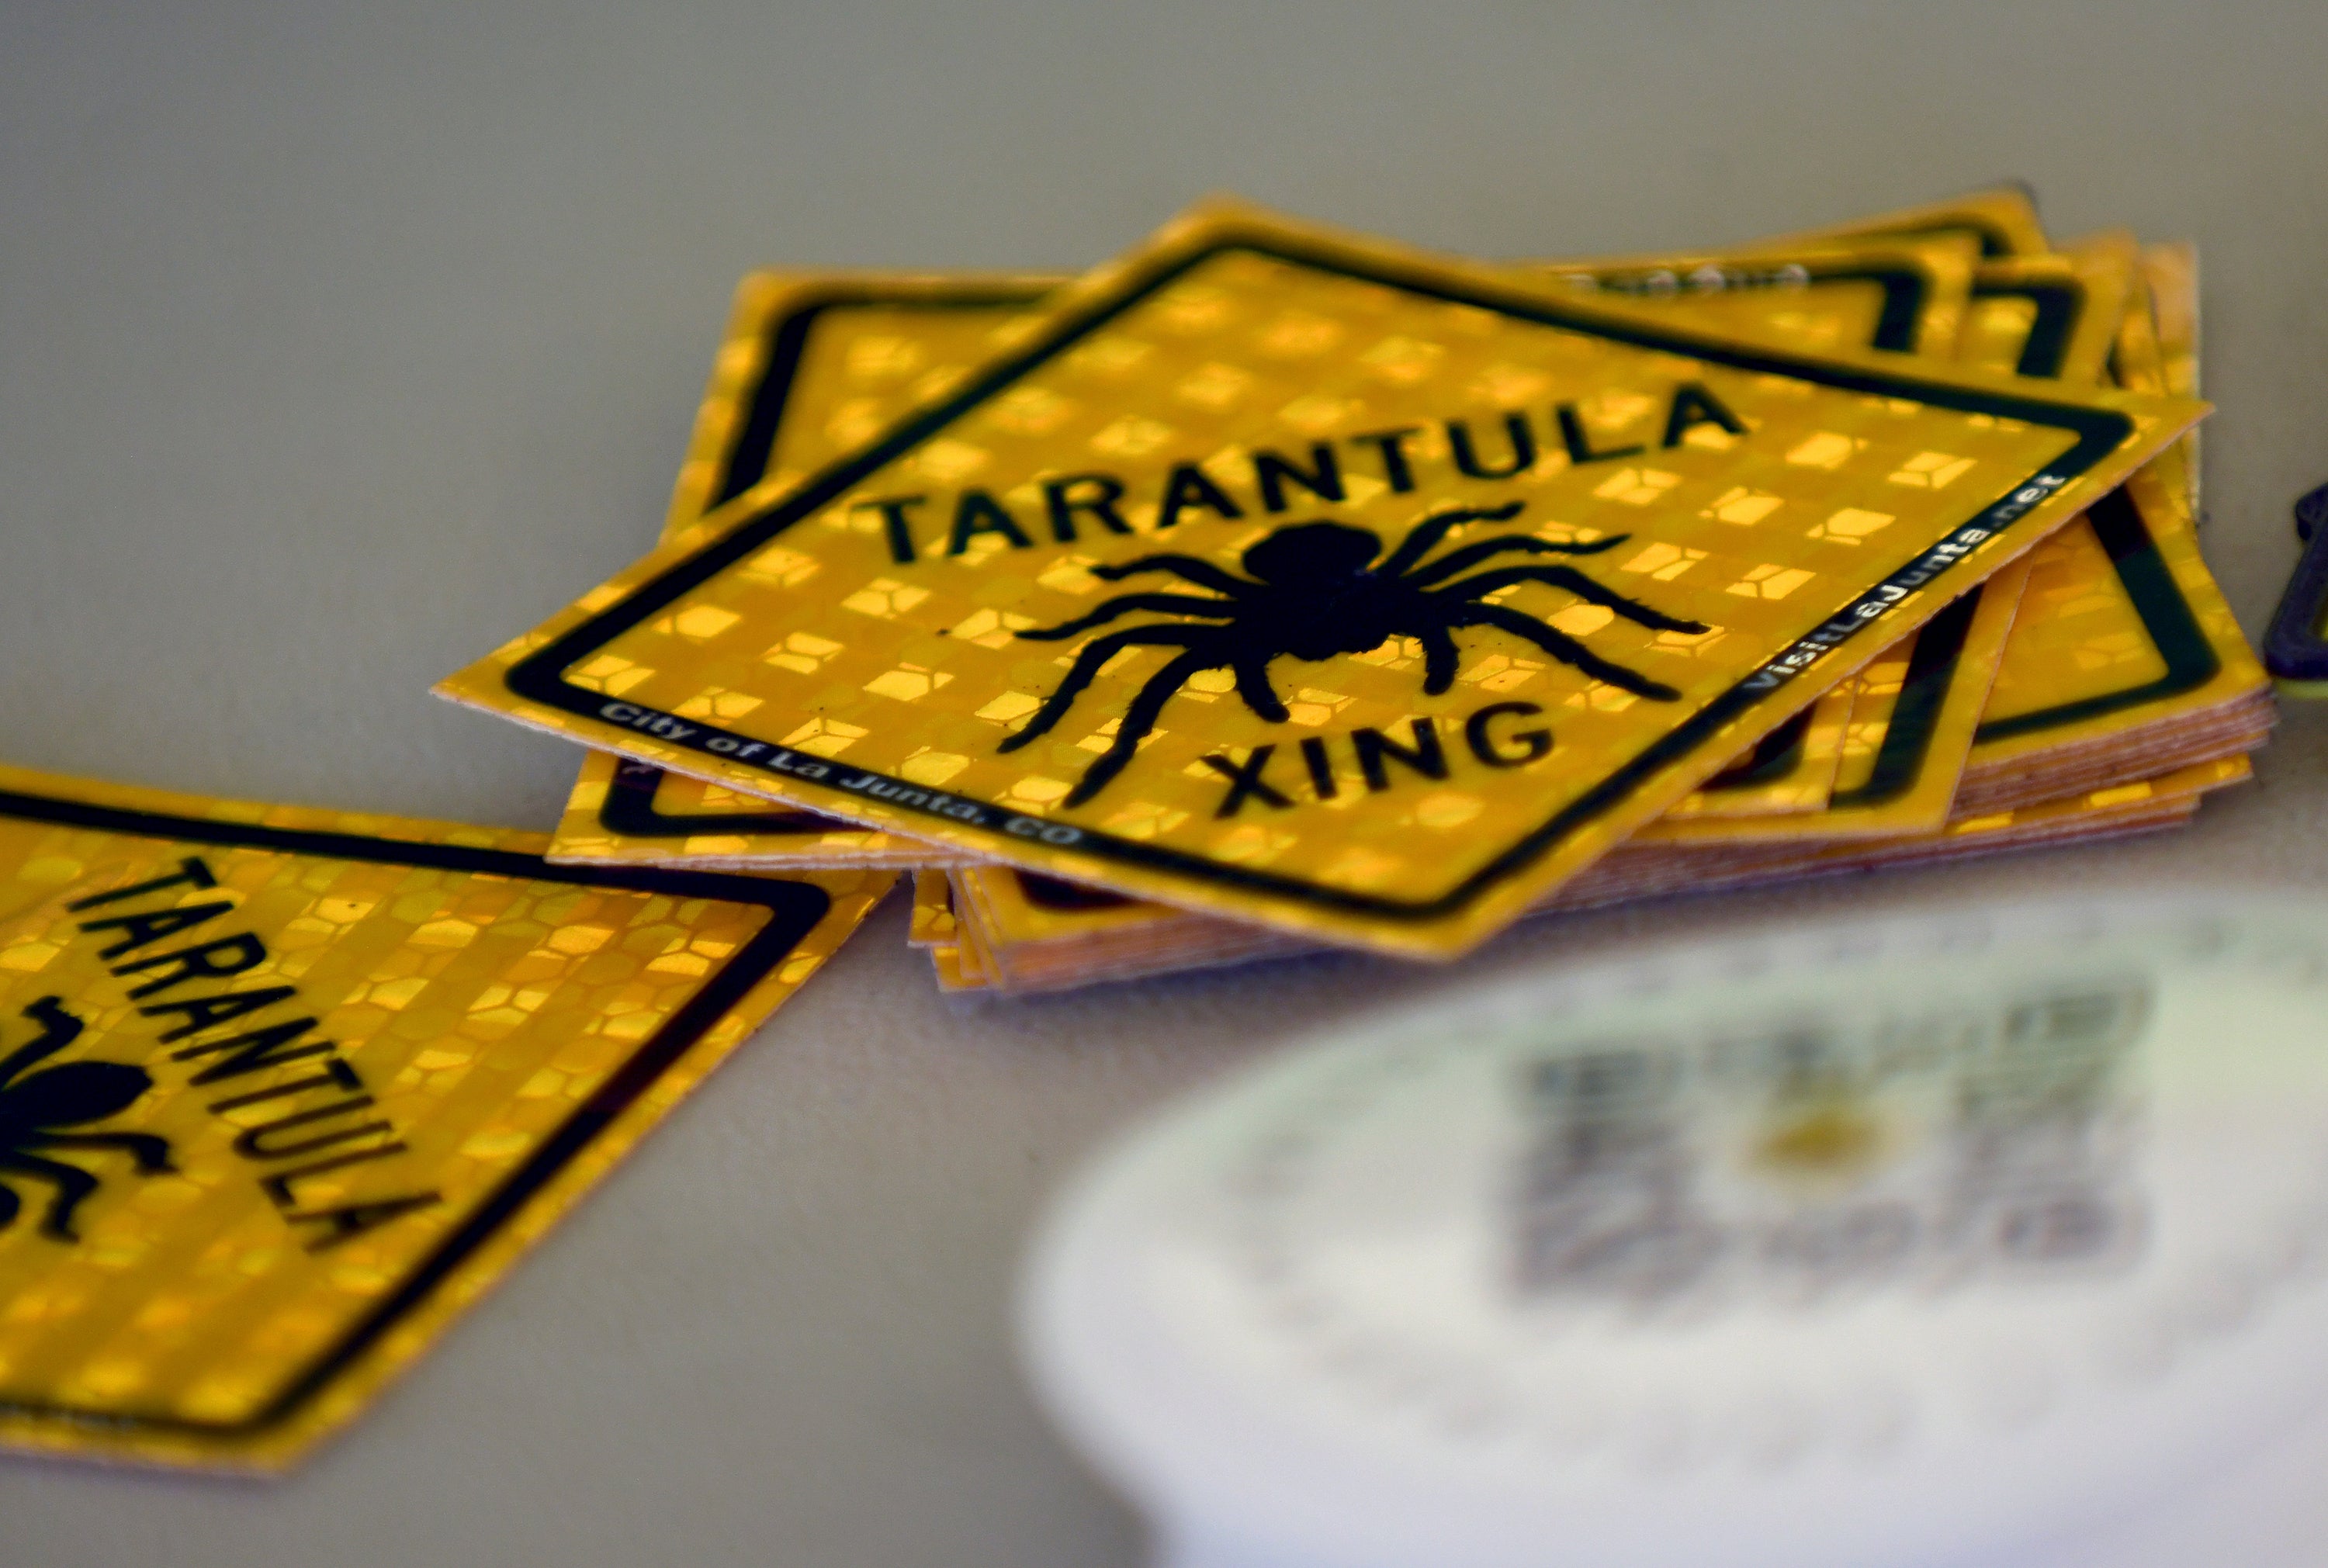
[439,189,2259,993]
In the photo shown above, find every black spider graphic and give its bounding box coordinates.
[998,502,1709,805]
[0,997,173,1241]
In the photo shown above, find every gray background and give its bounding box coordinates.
[4,2,2327,1563]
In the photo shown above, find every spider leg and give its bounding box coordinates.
[1404,533,1630,587]
[1088,554,1259,597]
[1376,501,1526,577]
[999,627,1207,753]
[1433,566,1708,632]
[1015,593,1237,642]
[1418,628,1462,695]
[1232,653,1288,722]
[0,1151,100,1241]
[1454,604,1685,701]
[0,997,82,1089]
[1063,649,1221,808]
[26,1131,175,1174]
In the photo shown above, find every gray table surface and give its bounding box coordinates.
[5,2,2328,1563]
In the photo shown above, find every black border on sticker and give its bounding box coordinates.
[1827,585,1983,808]
[1585,261,1938,801]
[1974,486,2219,742]
[0,784,833,1441]
[1611,262,1920,800]
[605,282,1048,843]
[1564,263,1930,354]
[705,283,1053,509]
[1970,279,2083,379]
[1963,280,2220,745]
[1699,707,1813,793]
[1017,869,1136,914]
[495,229,2135,924]
[601,754,835,837]
[1863,218,2021,262]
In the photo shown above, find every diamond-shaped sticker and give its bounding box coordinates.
[441,201,2203,957]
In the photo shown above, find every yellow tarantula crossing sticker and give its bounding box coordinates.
[440,199,2202,957]
[547,233,1973,871]
[0,761,886,1469]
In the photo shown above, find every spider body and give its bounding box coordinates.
[1243,524,1407,663]
[1000,503,1710,806]
[0,996,174,1241]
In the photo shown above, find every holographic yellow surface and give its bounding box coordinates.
[1651,552,2035,845]
[1639,663,1883,843]
[440,199,2202,958]
[2144,242,2202,517]
[557,237,1978,866]
[929,939,986,992]
[2107,257,2197,528]
[1971,267,2265,771]
[1837,654,1909,788]
[550,752,974,871]
[954,864,1149,948]
[0,761,888,1469]
[667,273,1059,522]
[549,272,1060,871]
[1653,682,1854,822]
[2146,244,2201,400]
[1976,462,2264,760]
[1536,235,1981,826]
[1956,234,2136,384]
[907,868,956,947]
[931,872,996,991]
[1814,552,2030,833]
[1796,216,2262,779]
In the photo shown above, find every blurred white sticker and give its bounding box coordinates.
[1024,897,2328,1568]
